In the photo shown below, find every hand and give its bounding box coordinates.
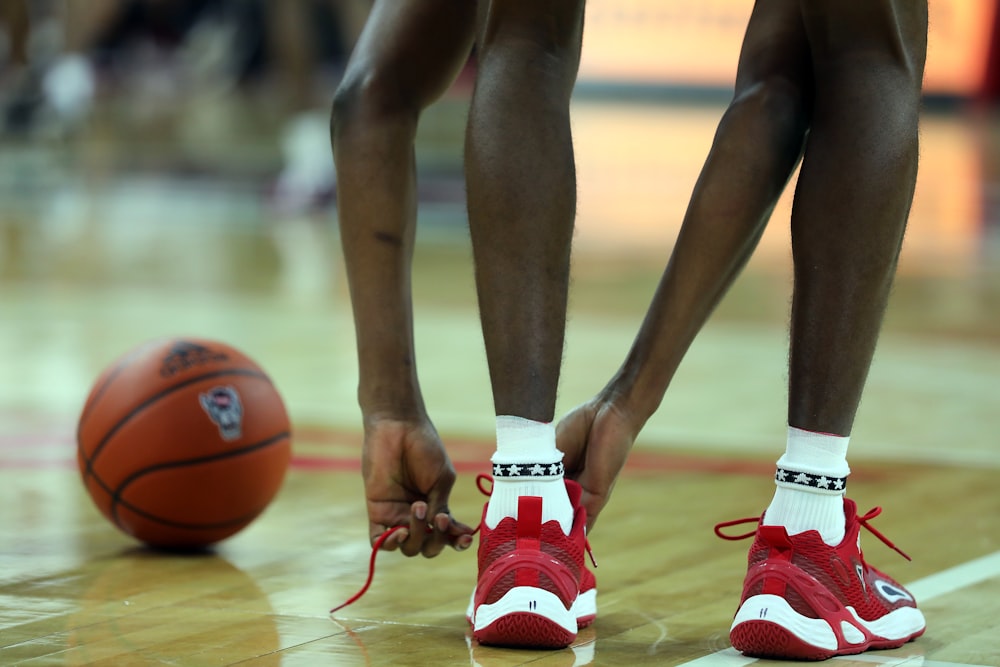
[556,395,641,532]
[361,416,475,557]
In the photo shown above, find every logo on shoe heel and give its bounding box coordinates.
[873,579,913,604]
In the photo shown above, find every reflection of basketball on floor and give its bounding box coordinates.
[77,338,292,549]
[64,550,280,665]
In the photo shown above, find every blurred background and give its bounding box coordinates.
[1,0,998,468]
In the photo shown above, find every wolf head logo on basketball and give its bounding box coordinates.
[199,386,243,440]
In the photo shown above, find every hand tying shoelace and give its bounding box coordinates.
[329,475,492,616]
[329,474,597,616]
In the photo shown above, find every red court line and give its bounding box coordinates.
[287,452,776,477]
[0,452,768,476]
[0,424,886,481]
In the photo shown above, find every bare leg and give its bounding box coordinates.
[465,0,585,422]
[329,0,370,57]
[730,8,929,658]
[607,0,812,423]
[266,0,317,112]
[60,0,123,54]
[1,0,29,64]
[789,0,928,435]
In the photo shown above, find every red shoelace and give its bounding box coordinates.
[330,473,595,615]
[329,475,491,615]
[713,505,912,561]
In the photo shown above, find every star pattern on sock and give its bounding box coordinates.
[492,461,564,478]
[775,467,847,491]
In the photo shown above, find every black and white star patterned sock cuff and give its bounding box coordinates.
[492,461,564,479]
[775,467,847,494]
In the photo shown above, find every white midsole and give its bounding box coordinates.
[473,586,576,634]
[731,594,926,650]
[468,587,597,625]
[572,588,597,620]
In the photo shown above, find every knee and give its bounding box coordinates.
[477,0,586,67]
[815,51,923,136]
[804,1,927,98]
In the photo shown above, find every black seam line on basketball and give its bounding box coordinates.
[78,368,271,483]
[112,503,270,532]
[108,431,290,530]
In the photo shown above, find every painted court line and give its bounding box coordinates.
[906,550,1000,603]
[677,550,1000,667]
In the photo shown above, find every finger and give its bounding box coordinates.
[578,479,615,534]
[580,491,600,533]
[416,506,452,559]
[420,530,448,559]
[555,408,590,476]
[431,512,476,552]
[370,523,393,550]
[372,524,408,551]
[423,477,464,556]
[398,502,431,557]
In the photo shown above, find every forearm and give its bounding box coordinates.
[607,91,807,426]
[335,121,425,419]
[345,253,425,419]
[608,213,761,427]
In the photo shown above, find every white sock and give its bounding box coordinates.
[485,415,573,534]
[762,426,850,546]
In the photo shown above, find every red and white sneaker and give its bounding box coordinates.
[716,498,926,660]
[471,478,591,648]
[466,537,596,631]
[467,477,597,632]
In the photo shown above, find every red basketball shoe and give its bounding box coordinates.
[716,499,925,660]
[467,476,597,633]
[471,479,590,648]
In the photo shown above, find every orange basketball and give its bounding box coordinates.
[76,338,292,549]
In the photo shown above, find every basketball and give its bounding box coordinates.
[76,338,292,549]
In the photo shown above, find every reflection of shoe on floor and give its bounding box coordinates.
[472,480,592,648]
[272,110,336,215]
[718,499,925,660]
[466,630,596,667]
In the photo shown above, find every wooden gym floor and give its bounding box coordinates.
[1,91,999,665]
